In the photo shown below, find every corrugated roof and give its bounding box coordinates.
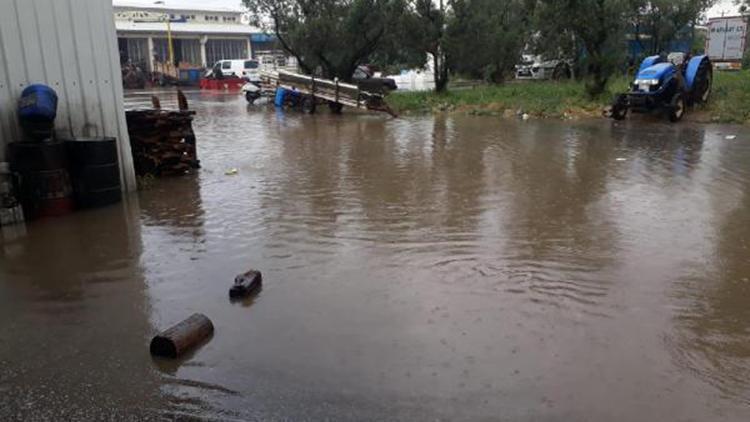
[116,21,261,35]
[113,0,243,14]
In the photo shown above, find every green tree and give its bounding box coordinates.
[407,0,450,91]
[372,0,451,91]
[243,0,406,81]
[446,0,533,83]
[535,0,638,97]
[633,0,715,55]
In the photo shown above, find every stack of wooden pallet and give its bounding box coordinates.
[125,109,199,176]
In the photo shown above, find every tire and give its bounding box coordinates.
[301,96,316,114]
[692,60,712,105]
[610,95,628,121]
[245,91,259,104]
[552,63,572,81]
[668,93,686,122]
[328,102,344,114]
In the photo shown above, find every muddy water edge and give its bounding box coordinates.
[2,91,750,421]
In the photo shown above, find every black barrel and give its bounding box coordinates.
[8,140,75,220]
[64,137,122,209]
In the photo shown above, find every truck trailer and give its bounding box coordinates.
[706,15,748,70]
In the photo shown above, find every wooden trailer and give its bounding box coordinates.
[259,70,397,116]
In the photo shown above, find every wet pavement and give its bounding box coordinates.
[2,91,750,421]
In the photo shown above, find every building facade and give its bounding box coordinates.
[114,1,261,71]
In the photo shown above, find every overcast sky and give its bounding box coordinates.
[117,0,742,18]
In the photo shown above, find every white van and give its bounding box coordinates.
[207,59,260,82]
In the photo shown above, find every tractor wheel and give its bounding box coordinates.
[668,93,686,122]
[692,60,712,105]
[328,102,344,114]
[610,95,628,121]
[301,96,316,114]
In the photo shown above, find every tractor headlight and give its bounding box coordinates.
[634,78,660,92]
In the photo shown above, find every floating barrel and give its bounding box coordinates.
[64,137,122,209]
[150,313,214,358]
[18,84,58,140]
[8,140,74,220]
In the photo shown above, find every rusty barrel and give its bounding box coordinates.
[150,313,214,358]
[64,137,122,209]
[8,140,74,220]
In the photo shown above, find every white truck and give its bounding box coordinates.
[706,16,748,70]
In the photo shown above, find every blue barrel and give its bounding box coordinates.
[18,84,58,122]
[274,88,287,107]
[18,84,58,140]
[188,69,201,84]
[179,69,191,81]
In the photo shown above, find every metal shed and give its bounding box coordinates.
[0,0,136,191]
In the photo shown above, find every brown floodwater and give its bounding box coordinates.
[2,91,750,421]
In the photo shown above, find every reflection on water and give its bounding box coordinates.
[0,199,163,419]
[667,137,750,406]
[2,92,750,420]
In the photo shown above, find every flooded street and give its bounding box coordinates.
[2,91,750,421]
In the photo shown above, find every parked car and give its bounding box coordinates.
[353,65,397,94]
[257,53,299,73]
[206,59,261,82]
[515,55,572,80]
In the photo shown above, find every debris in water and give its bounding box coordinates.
[225,168,239,176]
[230,270,263,299]
[725,135,736,140]
[522,113,530,121]
[150,313,214,358]
[616,158,627,162]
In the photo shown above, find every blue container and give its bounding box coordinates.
[18,84,58,123]
[274,87,287,108]
[188,69,201,84]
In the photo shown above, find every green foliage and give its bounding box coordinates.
[692,27,707,54]
[389,71,750,124]
[446,0,532,83]
[709,70,750,123]
[401,0,450,91]
[633,1,715,55]
[388,80,619,116]
[244,0,716,98]
[534,0,636,97]
[243,0,407,80]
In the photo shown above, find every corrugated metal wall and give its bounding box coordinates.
[0,0,136,191]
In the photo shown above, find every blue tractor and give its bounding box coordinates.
[609,53,712,122]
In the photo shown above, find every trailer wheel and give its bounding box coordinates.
[328,102,344,114]
[301,96,316,114]
[668,93,685,122]
[245,92,259,104]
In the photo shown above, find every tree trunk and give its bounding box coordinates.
[434,53,449,93]
[585,64,608,98]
